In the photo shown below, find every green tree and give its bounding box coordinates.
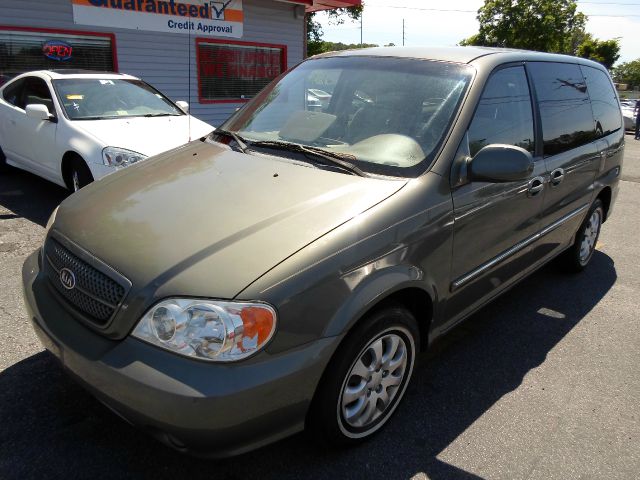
[460,0,586,54]
[577,35,620,69]
[613,59,640,88]
[307,6,363,57]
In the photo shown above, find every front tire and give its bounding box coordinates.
[308,305,419,446]
[561,199,604,272]
[66,158,94,192]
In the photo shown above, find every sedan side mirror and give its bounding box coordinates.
[175,101,189,113]
[470,144,534,182]
[25,104,53,121]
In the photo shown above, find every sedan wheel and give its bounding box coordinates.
[66,159,94,193]
[72,170,81,192]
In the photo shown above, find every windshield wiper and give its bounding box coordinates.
[249,141,365,177]
[143,113,179,117]
[213,129,249,153]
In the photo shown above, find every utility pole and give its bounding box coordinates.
[402,18,405,46]
[360,10,363,46]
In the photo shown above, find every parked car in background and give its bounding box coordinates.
[0,70,213,191]
[24,47,623,458]
[622,104,636,130]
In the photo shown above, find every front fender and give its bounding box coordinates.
[324,257,435,338]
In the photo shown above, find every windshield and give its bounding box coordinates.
[52,78,183,120]
[222,56,473,177]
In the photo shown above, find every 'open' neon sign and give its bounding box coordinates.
[43,41,73,61]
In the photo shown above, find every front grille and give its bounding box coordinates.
[44,238,128,325]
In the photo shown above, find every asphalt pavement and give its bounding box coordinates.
[0,135,639,480]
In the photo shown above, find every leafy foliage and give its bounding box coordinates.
[613,59,640,88]
[307,6,363,57]
[576,35,620,70]
[460,0,587,54]
[307,41,378,57]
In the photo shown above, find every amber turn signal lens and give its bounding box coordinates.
[240,306,276,347]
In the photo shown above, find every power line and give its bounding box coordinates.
[578,1,640,4]
[361,4,640,18]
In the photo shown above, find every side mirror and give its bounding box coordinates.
[26,104,53,121]
[470,144,534,182]
[175,100,189,113]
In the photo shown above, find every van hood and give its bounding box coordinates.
[54,140,406,303]
[74,114,214,157]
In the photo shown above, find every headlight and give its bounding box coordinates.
[45,206,59,234]
[102,146,147,168]
[131,299,277,362]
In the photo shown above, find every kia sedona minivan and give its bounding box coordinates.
[23,47,623,457]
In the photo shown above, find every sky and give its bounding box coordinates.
[316,0,640,65]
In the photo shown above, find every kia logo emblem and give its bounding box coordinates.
[59,268,76,290]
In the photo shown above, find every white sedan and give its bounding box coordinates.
[0,70,213,191]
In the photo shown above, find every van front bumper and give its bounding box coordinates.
[22,249,338,458]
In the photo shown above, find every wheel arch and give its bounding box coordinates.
[305,281,434,432]
[325,276,436,353]
[596,186,612,222]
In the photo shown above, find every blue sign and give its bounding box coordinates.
[43,41,73,61]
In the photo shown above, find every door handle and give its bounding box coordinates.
[550,168,565,186]
[528,176,545,196]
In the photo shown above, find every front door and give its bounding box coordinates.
[13,76,58,179]
[446,65,546,325]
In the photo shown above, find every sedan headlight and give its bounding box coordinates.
[131,299,277,362]
[102,146,147,168]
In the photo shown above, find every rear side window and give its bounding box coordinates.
[581,65,621,136]
[2,78,24,107]
[468,66,535,157]
[528,62,596,157]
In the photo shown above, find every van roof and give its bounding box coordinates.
[312,46,606,70]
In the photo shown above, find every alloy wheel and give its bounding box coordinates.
[339,330,411,434]
[579,207,602,265]
[72,170,80,192]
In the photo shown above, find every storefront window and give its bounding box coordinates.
[197,39,285,102]
[0,28,115,86]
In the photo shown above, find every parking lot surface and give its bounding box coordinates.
[1,135,639,479]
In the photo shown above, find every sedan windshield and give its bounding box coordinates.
[223,56,473,177]
[52,78,183,120]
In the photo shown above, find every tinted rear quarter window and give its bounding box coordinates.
[2,78,24,108]
[528,62,596,157]
[581,65,621,136]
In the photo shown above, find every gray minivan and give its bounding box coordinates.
[22,47,623,457]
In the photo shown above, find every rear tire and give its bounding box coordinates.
[307,305,419,446]
[65,157,94,192]
[561,199,604,273]
[0,146,12,173]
